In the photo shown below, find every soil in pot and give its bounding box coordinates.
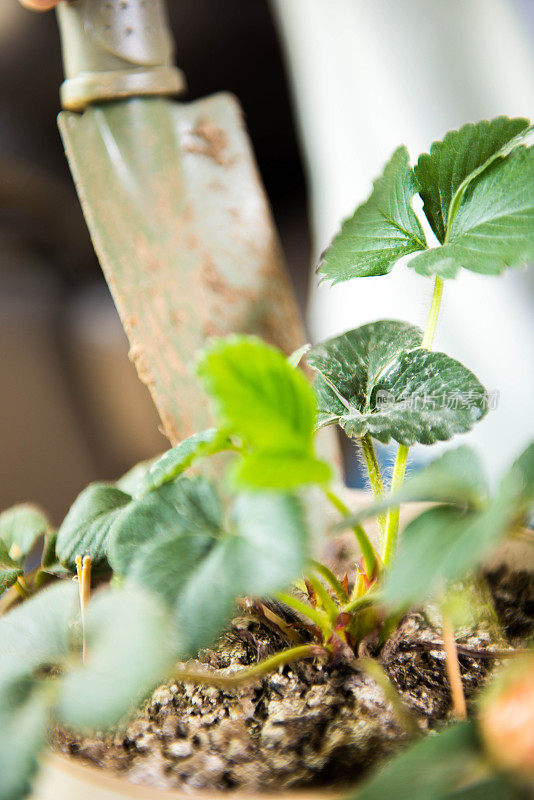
[50,557,533,794]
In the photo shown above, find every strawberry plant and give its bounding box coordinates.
[0,117,533,799]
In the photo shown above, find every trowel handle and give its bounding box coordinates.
[56,0,186,112]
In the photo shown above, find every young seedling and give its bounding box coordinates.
[0,117,533,798]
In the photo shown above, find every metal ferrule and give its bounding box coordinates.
[56,0,186,111]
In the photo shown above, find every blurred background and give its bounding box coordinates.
[1,0,533,522]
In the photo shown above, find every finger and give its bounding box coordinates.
[18,0,60,11]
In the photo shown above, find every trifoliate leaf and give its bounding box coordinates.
[112,476,309,656]
[174,492,309,655]
[410,144,534,278]
[308,321,488,445]
[319,147,427,284]
[414,117,530,243]
[108,476,221,576]
[0,504,49,564]
[352,721,478,800]
[55,484,132,573]
[57,588,174,729]
[337,446,489,530]
[198,336,330,489]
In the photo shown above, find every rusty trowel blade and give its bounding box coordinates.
[58,94,306,445]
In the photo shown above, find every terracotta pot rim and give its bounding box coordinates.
[39,750,339,799]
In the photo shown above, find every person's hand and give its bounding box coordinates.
[18,0,60,11]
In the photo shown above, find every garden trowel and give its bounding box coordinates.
[55,0,310,446]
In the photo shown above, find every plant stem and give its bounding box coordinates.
[381,444,409,566]
[441,613,467,720]
[276,591,332,641]
[307,574,339,624]
[360,434,384,497]
[173,644,325,688]
[382,275,445,565]
[421,276,444,350]
[77,555,92,664]
[343,590,382,615]
[310,560,348,603]
[360,434,387,537]
[357,657,420,737]
[325,490,378,579]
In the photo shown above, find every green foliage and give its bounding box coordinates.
[410,144,534,278]
[381,443,532,607]
[198,336,332,489]
[307,321,488,445]
[110,474,309,656]
[0,504,49,562]
[0,504,50,590]
[319,116,533,283]
[341,447,489,525]
[351,722,479,800]
[319,147,427,284]
[0,541,23,595]
[108,476,221,576]
[57,588,174,729]
[55,484,131,573]
[0,690,49,800]
[0,581,176,796]
[141,429,227,493]
[414,117,530,243]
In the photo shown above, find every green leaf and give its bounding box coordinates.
[500,440,534,516]
[231,451,332,489]
[198,336,330,489]
[0,540,23,594]
[198,336,317,453]
[113,477,309,656]
[115,458,155,495]
[0,688,48,800]
[318,146,427,284]
[109,476,221,576]
[414,117,530,243]
[142,429,229,494]
[0,504,49,564]
[55,483,132,573]
[337,446,489,530]
[352,722,478,800]
[174,492,309,655]
[57,588,174,729]
[308,321,488,445]
[0,582,78,695]
[383,499,515,609]
[410,144,534,278]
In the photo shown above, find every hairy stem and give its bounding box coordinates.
[360,434,388,538]
[421,276,444,350]
[173,644,325,688]
[382,275,445,565]
[325,490,378,579]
